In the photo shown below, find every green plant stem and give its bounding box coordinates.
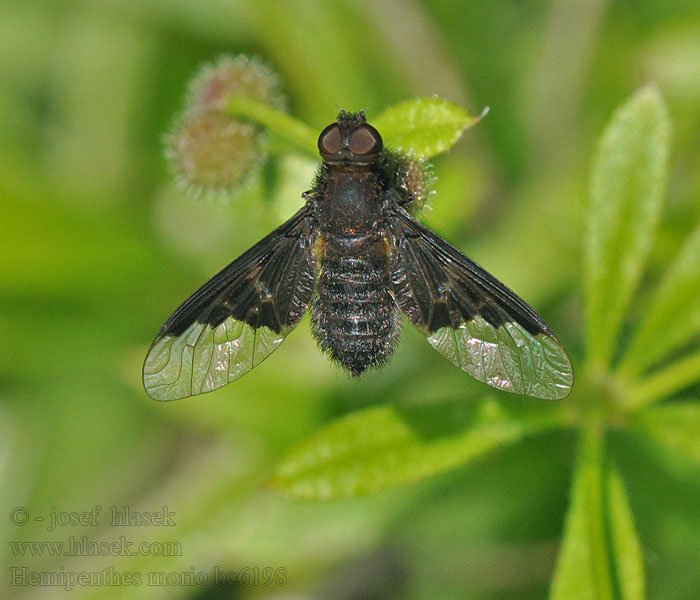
[225,96,319,157]
[580,423,616,600]
[627,348,700,410]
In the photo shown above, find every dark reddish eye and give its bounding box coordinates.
[318,124,342,154]
[349,124,383,155]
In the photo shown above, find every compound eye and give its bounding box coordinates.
[349,124,383,155]
[318,124,342,155]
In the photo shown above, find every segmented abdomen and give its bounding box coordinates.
[311,234,400,376]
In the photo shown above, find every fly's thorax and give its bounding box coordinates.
[314,168,387,237]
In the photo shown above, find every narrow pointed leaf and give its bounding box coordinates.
[551,432,646,600]
[607,467,646,600]
[585,86,670,369]
[550,429,614,600]
[373,97,485,158]
[629,348,700,409]
[620,221,700,376]
[270,399,561,500]
[636,402,700,465]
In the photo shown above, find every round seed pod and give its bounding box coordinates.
[187,54,286,113]
[166,111,260,194]
[166,55,286,196]
[381,150,436,215]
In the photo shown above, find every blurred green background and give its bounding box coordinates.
[2,1,699,599]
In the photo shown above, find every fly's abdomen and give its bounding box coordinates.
[311,236,400,376]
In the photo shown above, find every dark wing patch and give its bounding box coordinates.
[143,206,316,401]
[389,208,573,399]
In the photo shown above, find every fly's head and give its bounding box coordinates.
[318,110,383,169]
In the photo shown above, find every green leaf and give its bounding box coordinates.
[270,398,561,500]
[551,431,646,600]
[550,429,615,600]
[627,348,700,409]
[607,467,646,600]
[373,97,486,158]
[636,402,700,465]
[619,221,700,377]
[584,86,671,370]
[224,96,484,161]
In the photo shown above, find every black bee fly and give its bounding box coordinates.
[143,110,574,400]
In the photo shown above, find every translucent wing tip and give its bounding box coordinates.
[427,319,574,400]
[142,318,287,401]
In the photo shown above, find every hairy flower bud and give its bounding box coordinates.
[167,111,260,192]
[188,55,286,113]
[400,155,435,214]
[382,152,435,215]
[166,55,286,196]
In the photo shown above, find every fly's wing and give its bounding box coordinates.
[389,208,573,399]
[143,206,316,401]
